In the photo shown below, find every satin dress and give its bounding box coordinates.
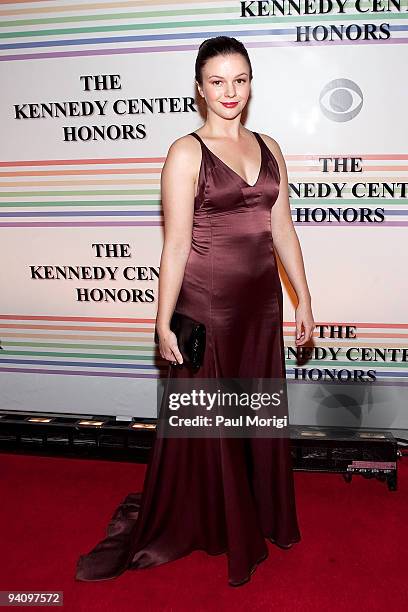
[75,130,301,587]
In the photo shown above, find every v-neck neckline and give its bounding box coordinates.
[191,130,264,189]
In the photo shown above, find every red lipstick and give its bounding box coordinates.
[221,102,239,108]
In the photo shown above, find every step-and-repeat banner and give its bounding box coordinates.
[0,1,407,426]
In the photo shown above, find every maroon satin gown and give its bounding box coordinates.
[75,130,301,586]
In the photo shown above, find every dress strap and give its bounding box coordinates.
[252,130,264,148]
[189,131,209,157]
[189,132,213,170]
[192,130,263,152]
[189,131,203,144]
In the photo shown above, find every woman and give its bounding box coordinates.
[76,36,315,587]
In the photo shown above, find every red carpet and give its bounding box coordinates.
[0,452,407,612]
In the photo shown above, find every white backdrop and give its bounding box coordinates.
[0,0,407,425]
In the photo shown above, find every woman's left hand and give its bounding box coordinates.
[295,300,315,346]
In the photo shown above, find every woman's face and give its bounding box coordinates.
[196,52,251,119]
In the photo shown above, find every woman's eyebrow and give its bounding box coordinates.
[208,72,249,79]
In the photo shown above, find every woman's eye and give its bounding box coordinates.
[211,79,246,86]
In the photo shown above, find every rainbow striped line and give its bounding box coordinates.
[0,154,407,227]
[0,314,407,380]
[0,0,407,62]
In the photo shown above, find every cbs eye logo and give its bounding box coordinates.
[319,78,363,122]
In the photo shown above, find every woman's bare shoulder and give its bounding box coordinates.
[162,134,201,184]
[161,133,201,190]
[166,133,201,163]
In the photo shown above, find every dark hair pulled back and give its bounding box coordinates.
[195,36,253,85]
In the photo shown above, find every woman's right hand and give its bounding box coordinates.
[157,327,184,365]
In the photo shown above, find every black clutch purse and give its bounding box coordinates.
[154,311,206,371]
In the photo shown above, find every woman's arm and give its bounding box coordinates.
[155,136,198,363]
[261,133,315,346]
